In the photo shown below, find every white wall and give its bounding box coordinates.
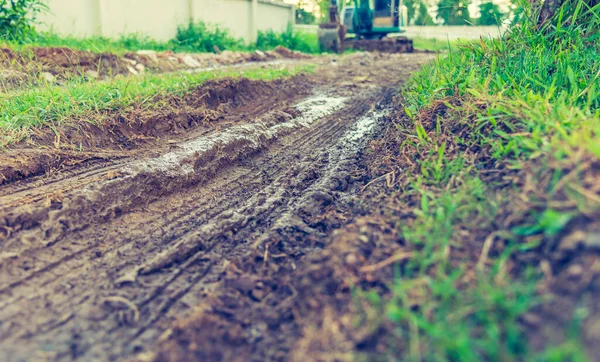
[192,0,253,41]
[38,0,294,43]
[100,0,190,41]
[256,0,294,32]
[38,0,99,36]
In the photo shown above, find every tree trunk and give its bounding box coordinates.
[537,0,563,26]
[538,0,600,26]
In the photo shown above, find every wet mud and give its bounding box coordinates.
[0,53,432,361]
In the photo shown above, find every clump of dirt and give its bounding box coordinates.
[152,310,251,362]
[0,75,312,185]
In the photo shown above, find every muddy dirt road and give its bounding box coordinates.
[0,52,431,361]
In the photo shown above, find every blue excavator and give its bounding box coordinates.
[317,0,413,53]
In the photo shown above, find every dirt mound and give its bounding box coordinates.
[0,46,311,88]
[0,76,312,185]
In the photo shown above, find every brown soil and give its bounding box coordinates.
[0,76,311,186]
[2,48,595,362]
[0,52,432,361]
[0,46,308,89]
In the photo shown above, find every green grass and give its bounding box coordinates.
[257,28,319,54]
[0,64,314,146]
[2,32,176,54]
[1,22,322,55]
[411,37,462,52]
[361,2,600,361]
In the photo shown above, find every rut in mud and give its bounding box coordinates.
[0,53,431,361]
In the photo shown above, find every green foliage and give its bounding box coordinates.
[0,0,46,42]
[404,0,435,25]
[6,21,321,55]
[296,8,316,24]
[174,21,244,53]
[361,1,600,360]
[436,0,472,25]
[17,32,175,54]
[478,1,505,25]
[256,25,319,53]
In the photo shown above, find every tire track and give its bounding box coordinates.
[0,53,432,362]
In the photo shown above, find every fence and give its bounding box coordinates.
[38,0,295,43]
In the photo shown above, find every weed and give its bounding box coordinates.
[359,1,600,360]
[175,21,245,53]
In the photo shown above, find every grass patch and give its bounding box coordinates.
[0,64,314,146]
[2,22,321,55]
[2,32,177,54]
[360,2,600,360]
[257,27,319,54]
[411,37,462,52]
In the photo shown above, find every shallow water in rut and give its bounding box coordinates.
[0,53,432,361]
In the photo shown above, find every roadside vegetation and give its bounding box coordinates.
[3,24,320,55]
[0,65,313,147]
[0,0,317,54]
[359,1,599,360]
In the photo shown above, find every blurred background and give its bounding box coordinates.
[34,0,514,48]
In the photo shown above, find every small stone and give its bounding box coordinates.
[345,253,358,266]
[182,55,202,68]
[40,71,55,82]
[584,232,600,249]
[135,63,145,73]
[85,69,100,79]
[127,66,139,75]
[254,50,266,59]
[123,58,137,65]
[567,264,584,278]
[136,50,158,62]
[251,289,265,301]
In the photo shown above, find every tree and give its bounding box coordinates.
[405,0,435,25]
[436,0,472,25]
[415,2,435,25]
[296,8,316,24]
[0,0,47,41]
[534,0,600,28]
[478,2,504,25]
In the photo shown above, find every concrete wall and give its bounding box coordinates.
[256,0,293,32]
[39,0,294,43]
[192,0,252,41]
[38,0,99,36]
